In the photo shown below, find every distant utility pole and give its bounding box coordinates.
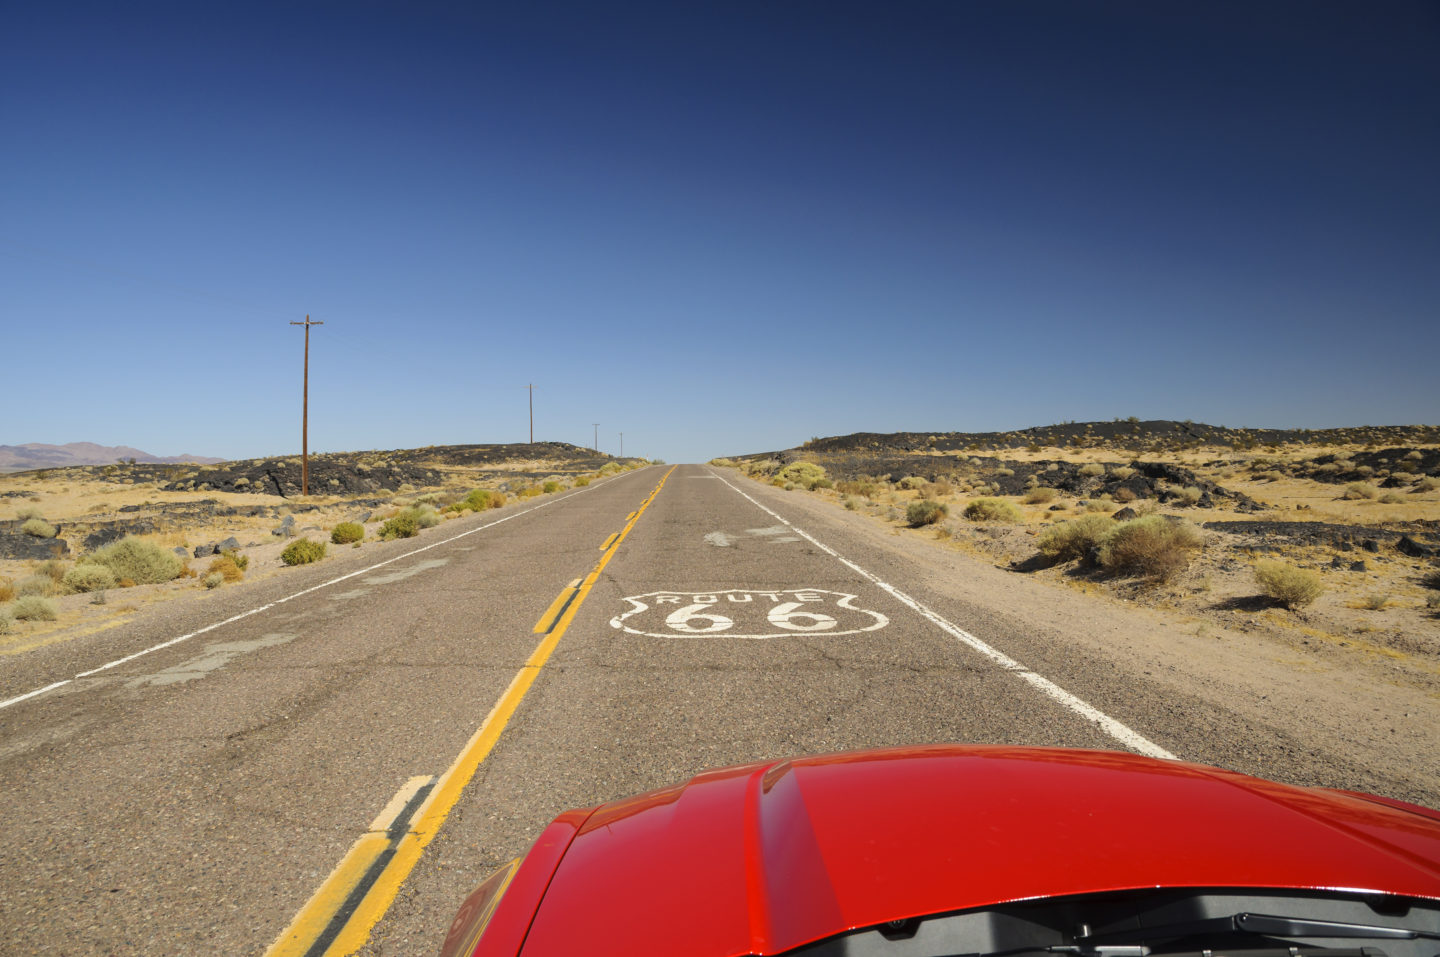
[289,314,323,496]
[525,384,535,443]
[619,432,624,458]
[592,423,600,450]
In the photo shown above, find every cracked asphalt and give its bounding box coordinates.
[0,464,1427,956]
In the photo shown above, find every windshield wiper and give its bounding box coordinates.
[1077,913,1440,945]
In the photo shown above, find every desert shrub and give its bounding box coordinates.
[1112,487,1137,504]
[812,477,834,489]
[1422,569,1440,591]
[843,496,859,510]
[221,549,249,571]
[1035,515,1116,563]
[1378,492,1405,504]
[837,480,879,499]
[63,564,116,593]
[0,578,12,602]
[80,536,183,584]
[963,498,1022,522]
[21,518,57,538]
[1110,466,1136,481]
[16,575,56,597]
[1023,487,1058,504]
[1083,499,1112,512]
[36,559,68,581]
[778,462,828,490]
[207,555,245,582]
[1098,516,1202,581]
[410,504,442,528]
[598,462,623,476]
[1176,486,1203,506]
[1256,470,1285,482]
[1416,477,1439,492]
[487,491,506,508]
[280,539,326,566]
[203,572,225,589]
[708,458,736,467]
[1254,561,1323,609]
[1078,463,1105,477]
[1404,450,1423,461]
[542,480,562,494]
[517,486,543,499]
[906,500,948,527]
[331,522,364,545]
[1342,483,1378,500]
[380,512,419,539]
[1391,471,1418,484]
[12,595,57,621]
[1361,593,1389,611]
[0,608,11,635]
[573,475,591,487]
[995,467,1014,477]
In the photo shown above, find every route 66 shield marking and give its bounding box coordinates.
[609,589,889,639]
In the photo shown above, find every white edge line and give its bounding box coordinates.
[0,471,648,712]
[709,469,1177,761]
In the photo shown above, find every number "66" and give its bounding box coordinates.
[663,601,837,634]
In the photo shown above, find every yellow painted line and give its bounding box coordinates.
[267,466,676,957]
[626,511,637,520]
[369,776,433,831]
[599,532,619,551]
[532,579,581,634]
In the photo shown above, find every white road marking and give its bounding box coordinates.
[0,476,632,712]
[362,557,449,585]
[711,470,1177,760]
[125,633,297,688]
[703,531,734,547]
[611,588,889,639]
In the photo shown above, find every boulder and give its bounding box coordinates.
[1397,535,1435,558]
[1111,507,1139,522]
[0,529,70,560]
[193,544,217,558]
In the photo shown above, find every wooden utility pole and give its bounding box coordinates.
[525,383,535,443]
[289,315,323,496]
[592,423,599,450]
[619,432,624,458]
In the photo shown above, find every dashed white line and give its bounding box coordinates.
[711,469,1177,761]
[0,471,648,712]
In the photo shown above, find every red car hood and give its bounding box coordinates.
[512,745,1440,957]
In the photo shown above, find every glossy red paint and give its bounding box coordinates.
[462,746,1440,957]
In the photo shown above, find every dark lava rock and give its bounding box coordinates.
[1350,560,1368,572]
[216,536,240,552]
[1330,556,1347,568]
[173,546,188,556]
[1397,534,1435,557]
[272,514,296,537]
[1362,539,1380,553]
[1111,507,1139,521]
[0,528,70,560]
[193,544,216,558]
[1048,504,1065,512]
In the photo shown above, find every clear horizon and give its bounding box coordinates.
[4,2,1437,464]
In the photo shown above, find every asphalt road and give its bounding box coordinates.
[0,464,1429,956]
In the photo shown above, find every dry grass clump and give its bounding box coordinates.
[0,578,13,602]
[542,480,563,494]
[1078,463,1105,477]
[206,554,246,583]
[1175,486,1203,506]
[16,574,57,597]
[330,521,364,545]
[1360,593,1389,611]
[906,500,948,527]
[1254,560,1323,609]
[11,595,58,621]
[280,539,326,566]
[964,498,1023,523]
[778,462,831,490]
[1098,515,1202,581]
[837,479,880,499]
[898,476,926,490]
[1023,487,1058,504]
[79,536,184,585]
[1111,466,1136,480]
[62,563,116,593]
[0,607,11,634]
[21,517,57,538]
[1343,482,1378,500]
[1416,476,1439,492]
[1035,514,1115,563]
[204,572,225,589]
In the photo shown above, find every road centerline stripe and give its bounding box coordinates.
[265,466,676,957]
[710,469,1176,761]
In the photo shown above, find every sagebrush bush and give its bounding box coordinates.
[16,574,56,597]
[380,513,419,539]
[0,578,13,602]
[281,539,326,565]
[411,504,441,528]
[63,564,116,593]
[1378,492,1405,504]
[1112,487,1137,504]
[778,462,828,490]
[1361,593,1389,611]
[1254,560,1323,609]
[906,500,948,527]
[542,480,562,494]
[15,506,43,521]
[1036,515,1115,562]
[21,518,57,538]
[1416,476,1440,492]
[36,559,67,581]
[837,479,879,499]
[203,572,225,589]
[1083,499,1112,512]
[1343,482,1378,500]
[1023,487,1058,504]
[1078,463,1105,477]
[331,522,364,545]
[221,549,249,571]
[80,536,183,585]
[573,476,591,487]
[1098,515,1202,581]
[1176,486,1203,506]
[12,595,58,621]
[207,555,245,582]
[964,498,1023,522]
[1111,466,1136,481]
[707,458,735,467]
[0,608,11,635]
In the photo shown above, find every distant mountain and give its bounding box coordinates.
[0,442,226,472]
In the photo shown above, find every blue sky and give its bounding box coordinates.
[3,2,1437,464]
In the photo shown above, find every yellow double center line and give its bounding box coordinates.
[267,466,675,957]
